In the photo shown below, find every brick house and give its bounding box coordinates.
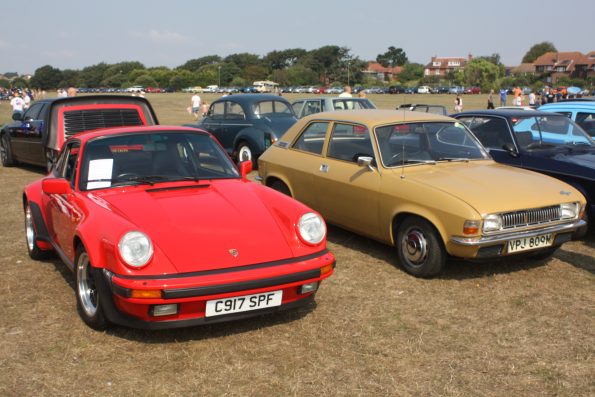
[424,55,472,77]
[533,51,595,83]
[363,62,402,81]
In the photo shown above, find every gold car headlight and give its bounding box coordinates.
[560,202,579,220]
[482,214,503,233]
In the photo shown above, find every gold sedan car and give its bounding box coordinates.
[257,110,586,277]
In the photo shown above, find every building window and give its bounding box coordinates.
[433,61,441,67]
[447,61,460,67]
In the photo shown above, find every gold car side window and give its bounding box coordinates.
[292,122,328,155]
[327,123,373,163]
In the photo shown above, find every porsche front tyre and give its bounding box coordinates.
[25,204,52,260]
[396,216,446,278]
[75,246,108,330]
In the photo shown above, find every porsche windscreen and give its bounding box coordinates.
[79,131,239,190]
[375,122,489,167]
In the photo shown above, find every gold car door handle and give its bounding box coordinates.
[319,164,329,173]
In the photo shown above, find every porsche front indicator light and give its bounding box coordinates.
[131,289,162,299]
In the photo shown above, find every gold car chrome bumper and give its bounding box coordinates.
[448,219,585,258]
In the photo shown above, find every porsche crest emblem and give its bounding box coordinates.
[229,249,239,258]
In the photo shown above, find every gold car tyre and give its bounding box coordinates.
[75,246,108,330]
[396,217,446,278]
[270,180,291,197]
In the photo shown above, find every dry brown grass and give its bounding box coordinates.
[0,93,594,396]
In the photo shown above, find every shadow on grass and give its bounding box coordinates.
[44,253,317,342]
[326,224,550,280]
[556,248,595,274]
[13,163,48,176]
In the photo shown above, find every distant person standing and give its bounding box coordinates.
[358,90,366,98]
[487,89,495,109]
[528,90,536,107]
[454,94,463,112]
[201,101,209,118]
[10,92,25,114]
[499,88,507,106]
[191,93,201,119]
[339,86,352,98]
[22,91,31,109]
[67,87,78,97]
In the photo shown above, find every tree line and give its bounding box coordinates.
[3,41,587,92]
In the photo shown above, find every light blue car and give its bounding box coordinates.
[539,100,595,137]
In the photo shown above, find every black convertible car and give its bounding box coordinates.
[452,109,595,236]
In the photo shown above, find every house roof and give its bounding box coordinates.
[365,62,402,74]
[533,52,593,70]
[511,63,535,74]
[424,55,470,69]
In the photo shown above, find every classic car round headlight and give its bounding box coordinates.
[119,231,153,268]
[483,214,502,233]
[560,202,579,219]
[297,212,326,245]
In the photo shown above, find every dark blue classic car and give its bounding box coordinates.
[191,94,297,168]
[453,110,595,236]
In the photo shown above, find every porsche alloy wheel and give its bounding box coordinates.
[75,247,108,330]
[396,217,445,278]
[25,204,51,260]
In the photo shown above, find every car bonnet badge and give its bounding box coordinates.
[559,190,571,196]
[229,249,239,258]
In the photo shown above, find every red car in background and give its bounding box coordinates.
[23,125,334,329]
[464,86,481,94]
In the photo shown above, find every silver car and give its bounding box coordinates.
[291,97,376,118]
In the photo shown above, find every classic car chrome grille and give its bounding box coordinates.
[501,205,561,229]
[64,109,143,135]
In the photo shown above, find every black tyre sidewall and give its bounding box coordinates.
[396,217,446,278]
[1,133,15,167]
[270,181,291,197]
[75,246,108,330]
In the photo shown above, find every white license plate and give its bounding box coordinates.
[507,234,553,253]
[205,290,283,317]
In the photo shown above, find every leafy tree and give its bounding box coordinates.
[376,46,408,67]
[133,75,158,87]
[522,42,557,63]
[11,78,28,89]
[264,49,307,70]
[169,70,195,90]
[220,63,242,85]
[224,53,262,70]
[243,64,269,83]
[59,69,80,87]
[464,58,502,92]
[230,76,247,87]
[285,65,319,85]
[398,63,424,82]
[30,65,63,89]
[0,79,9,89]
[3,72,18,79]
[101,73,128,87]
[177,56,222,72]
[79,63,109,87]
[148,67,174,87]
[195,66,218,87]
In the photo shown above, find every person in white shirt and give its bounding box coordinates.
[191,93,201,119]
[23,92,31,109]
[339,86,352,98]
[528,91,536,106]
[10,92,25,113]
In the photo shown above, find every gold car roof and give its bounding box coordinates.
[300,109,454,126]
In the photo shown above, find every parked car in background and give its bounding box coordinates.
[192,94,297,168]
[291,97,376,118]
[23,125,334,329]
[464,86,481,94]
[452,109,594,236]
[397,104,448,116]
[388,85,406,94]
[538,101,595,137]
[325,87,343,95]
[435,86,450,94]
[258,109,585,277]
[404,87,417,94]
[417,86,432,94]
[449,86,465,94]
[1,95,158,171]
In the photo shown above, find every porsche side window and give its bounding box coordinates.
[63,143,80,186]
[292,122,328,155]
[327,123,373,162]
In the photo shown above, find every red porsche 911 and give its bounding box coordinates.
[23,126,335,330]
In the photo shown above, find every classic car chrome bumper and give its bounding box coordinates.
[450,219,585,247]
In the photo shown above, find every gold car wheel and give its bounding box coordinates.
[396,217,446,278]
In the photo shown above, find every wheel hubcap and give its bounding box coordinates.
[401,229,428,266]
[239,146,252,162]
[77,252,98,317]
[25,206,35,252]
[0,137,7,162]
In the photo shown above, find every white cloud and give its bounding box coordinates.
[130,30,188,44]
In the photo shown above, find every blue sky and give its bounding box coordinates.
[1,0,593,74]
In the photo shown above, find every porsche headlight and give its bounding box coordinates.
[483,214,502,233]
[560,202,579,219]
[297,212,326,245]
[119,231,153,268]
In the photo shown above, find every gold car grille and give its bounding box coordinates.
[501,206,561,229]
